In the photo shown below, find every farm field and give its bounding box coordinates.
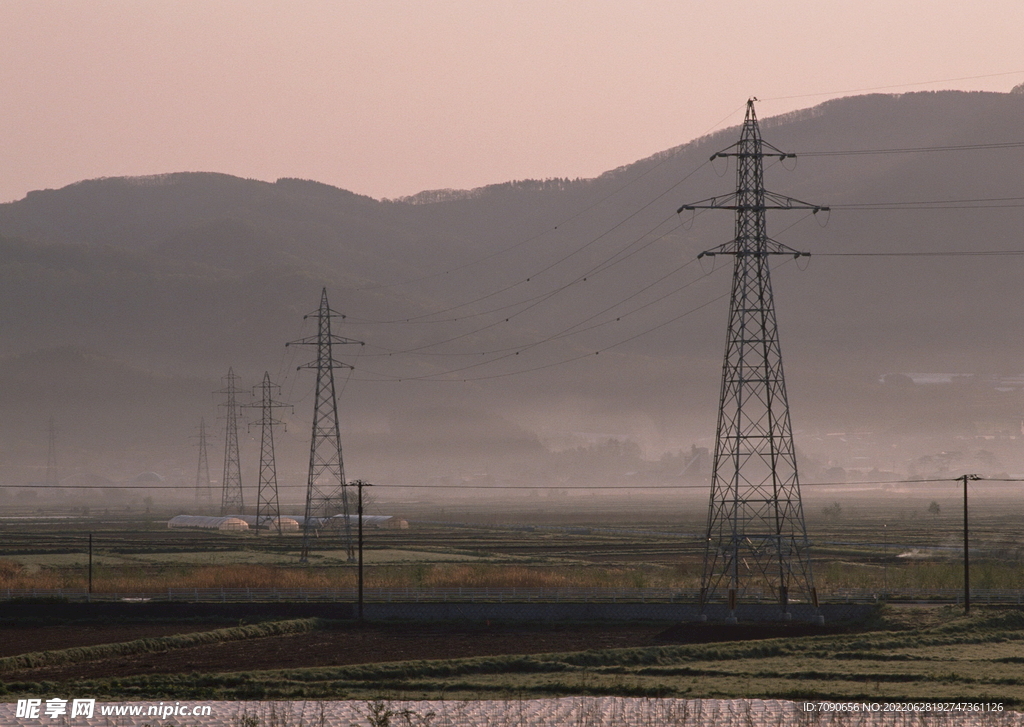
[0,619,672,683]
[2,606,1024,705]
[3,494,1024,708]
[2,490,1024,595]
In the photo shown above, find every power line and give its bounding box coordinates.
[348,165,712,327]
[358,224,707,359]
[353,201,818,372]
[797,141,1024,157]
[2,476,995,491]
[815,250,1024,258]
[352,161,694,295]
[351,102,753,297]
[831,195,1024,210]
[350,254,817,382]
[353,133,1024,316]
[539,215,819,360]
[345,209,683,330]
[349,185,1024,379]
[342,213,821,378]
[368,479,969,489]
[347,211,698,358]
[350,283,732,383]
[347,138,1024,352]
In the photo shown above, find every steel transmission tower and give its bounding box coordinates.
[249,372,290,535]
[287,288,363,562]
[677,99,828,619]
[217,368,246,516]
[194,417,214,507]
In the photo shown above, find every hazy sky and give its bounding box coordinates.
[2,1,1023,204]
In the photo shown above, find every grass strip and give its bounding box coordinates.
[0,617,324,673]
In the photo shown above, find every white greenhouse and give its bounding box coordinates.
[167,515,250,531]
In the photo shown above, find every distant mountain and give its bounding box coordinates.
[2,90,1024,484]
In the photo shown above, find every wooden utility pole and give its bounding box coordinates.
[353,480,372,622]
[961,474,980,614]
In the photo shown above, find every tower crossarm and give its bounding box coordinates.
[286,336,363,371]
[677,192,829,214]
[698,237,809,259]
[292,357,357,372]
[287,334,364,348]
[709,138,792,161]
[244,375,291,428]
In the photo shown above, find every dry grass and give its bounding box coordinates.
[0,560,684,593]
[4,555,1023,595]
[815,559,1020,592]
[0,559,66,589]
[387,563,680,589]
[96,564,351,592]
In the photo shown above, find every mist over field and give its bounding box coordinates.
[2,90,1024,507]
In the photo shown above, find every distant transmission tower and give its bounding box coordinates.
[678,99,828,620]
[287,288,363,563]
[248,372,291,535]
[45,415,58,486]
[217,368,245,516]
[193,417,214,507]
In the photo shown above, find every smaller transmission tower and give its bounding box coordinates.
[45,415,58,486]
[217,368,246,516]
[248,372,291,535]
[287,288,363,563]
[193,417,214,507]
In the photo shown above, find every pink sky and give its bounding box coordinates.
[1,1,1023,204]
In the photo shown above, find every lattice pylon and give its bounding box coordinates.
[287,288,363,563]
[217,368,245,516]
[249,372,290,535]
[678,99,829,618]
[194,417,214,507]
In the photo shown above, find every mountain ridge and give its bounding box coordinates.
[1,90,1023,483]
